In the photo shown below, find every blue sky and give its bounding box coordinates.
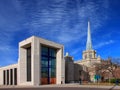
[0,0,120,67]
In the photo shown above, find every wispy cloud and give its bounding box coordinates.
[19,0,110,43]
[94,40,114,49]
[0,0,111,65]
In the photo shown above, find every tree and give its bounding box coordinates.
[94,57,120,82]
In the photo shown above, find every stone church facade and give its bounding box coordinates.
[65,21,102,83]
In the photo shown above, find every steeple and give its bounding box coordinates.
[86,21,92,50]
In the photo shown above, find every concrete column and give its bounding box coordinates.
[61,47,65,84]
[0,69,4,85]
[56,48,64,84]
[19,47,27,85]
[13,69,14,85]
[5,70,7,85]
[9,69,10,85]
[39,44,41,85]
[31,37,40,85]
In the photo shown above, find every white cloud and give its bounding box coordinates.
[94,40,114,49]
[23,0,110,44]
[0,0,111,65]
[22,0,110,60]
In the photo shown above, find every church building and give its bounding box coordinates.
[75,21,102,81]
[65,21,102,82]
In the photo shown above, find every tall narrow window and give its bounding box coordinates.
[89,53,92,59]
[7,70,9,85]
[14,68,17,85]
[27,47,31,81]
[10,69,13,85]
[3,70,5,85]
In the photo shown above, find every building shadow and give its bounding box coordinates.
[109,85,116,90]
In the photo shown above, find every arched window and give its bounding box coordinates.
[84,54,87,59]
[89,54,92,59]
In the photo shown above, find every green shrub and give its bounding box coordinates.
[110,79,116,83]
[109,78,120,83]
[104,78,120,83]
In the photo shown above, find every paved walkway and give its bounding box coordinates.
[38,84,120,89]
[0,84,120,89]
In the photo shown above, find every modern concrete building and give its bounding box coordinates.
[0,64,18,85]
[0,36,65,86]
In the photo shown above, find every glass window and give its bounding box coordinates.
[14,68,17,85]
[41,46,56,84]
[51,68,56,77]
[3,70,5,85]
[42,47,48,56]
[41,68,48,78]
[26,47,31,82]
[7,70,9,85]
[42,57,48,61]
[10,69,13,85]
[27,47,31,57]
[49,48,56,57]
[41,61,48,67]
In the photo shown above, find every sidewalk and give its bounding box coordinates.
[0,83,120,89]
[38,84,120,89]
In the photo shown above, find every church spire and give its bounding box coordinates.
[86,21,92,50]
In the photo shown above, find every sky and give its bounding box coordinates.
[0,0,120,67]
